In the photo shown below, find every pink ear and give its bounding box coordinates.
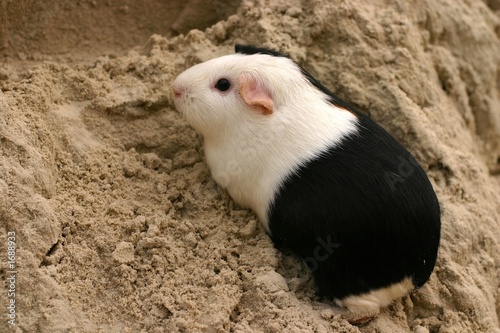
[238,72,273,115]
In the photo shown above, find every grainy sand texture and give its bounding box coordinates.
[0,0,499,332]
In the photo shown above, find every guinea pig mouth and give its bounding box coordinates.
[172,98,186,115]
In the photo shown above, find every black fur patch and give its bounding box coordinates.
[268,114,441,300]
[235,44,286,57]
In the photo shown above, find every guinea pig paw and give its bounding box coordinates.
[342,305,379,326]
[313,301,346,319]
[313,301,377,325]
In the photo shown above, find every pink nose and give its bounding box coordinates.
[172,84,186,98]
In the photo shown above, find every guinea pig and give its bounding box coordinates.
[172,44,441,324]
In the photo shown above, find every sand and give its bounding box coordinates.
[0,0,499,332]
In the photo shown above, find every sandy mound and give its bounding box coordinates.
[1,0,499,332]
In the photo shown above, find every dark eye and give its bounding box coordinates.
[215,78,231,92]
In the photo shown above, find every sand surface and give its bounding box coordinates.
[1,0,499,332]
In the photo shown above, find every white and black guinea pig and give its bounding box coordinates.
[172,45,441,323]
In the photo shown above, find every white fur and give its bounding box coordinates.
[172,53,359,232]
[335,277,414,318]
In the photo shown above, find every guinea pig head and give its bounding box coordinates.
[172,54,314,138]
[172,54,280,138]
